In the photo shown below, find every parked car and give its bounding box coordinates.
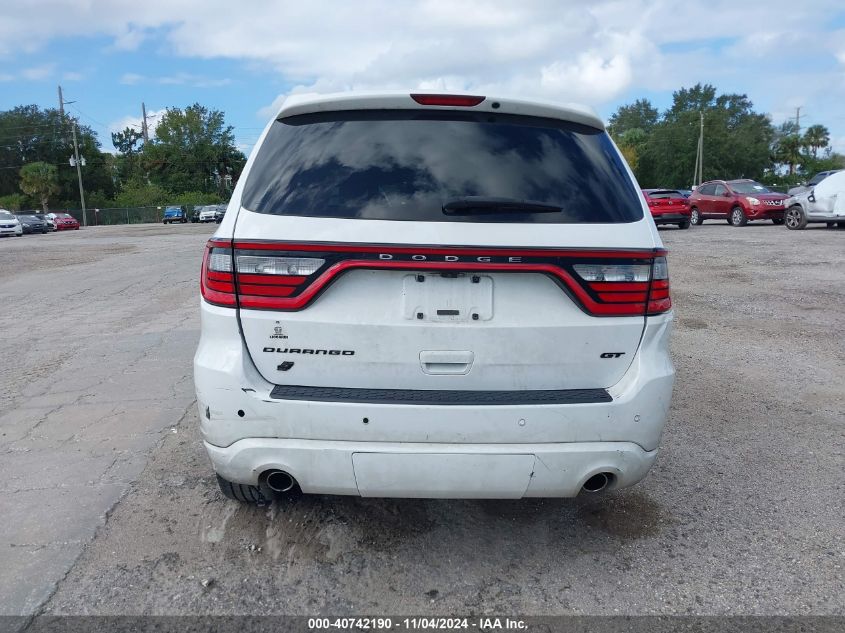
[787,170,843,196]
[162,206,187,224]
[642,189,691,229]
[15,214,50,234]
[784,170,845,230]
[198,205,219,223]
[195,91,675,503]
[32,213,56,231]
[46,212,80,230]
[687,179,788,226]
[190,206,203,223]
[0,209,22,237]
[214,204,227,223]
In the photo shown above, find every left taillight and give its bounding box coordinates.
[201,240,236,307]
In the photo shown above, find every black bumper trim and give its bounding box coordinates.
[269,385,612,406]
[653,214,689,224]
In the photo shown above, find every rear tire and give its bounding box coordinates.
[678,220,691,229]
[216,474,271,504]
[785,205,807,230]
[689,207,702,225]
[730,206,747,226]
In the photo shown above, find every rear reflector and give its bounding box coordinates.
[200,240,672,317]
[410,94,485,107]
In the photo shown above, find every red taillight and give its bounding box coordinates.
[410,94,485,107]
[201,240,672,317]
[646,257,672,314]
[200,240,236,307]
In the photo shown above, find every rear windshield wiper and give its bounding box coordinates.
[442,197,562,215]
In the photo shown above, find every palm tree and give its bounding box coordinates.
[19,162,59,211]
[774,134,803,176]
[802,124,830,158]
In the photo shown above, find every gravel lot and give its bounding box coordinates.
[1,222,843,619]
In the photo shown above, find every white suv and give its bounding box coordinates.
[198,205,219,223]
[194,92,675,502]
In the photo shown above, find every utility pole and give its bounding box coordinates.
[697,111,704,185]
[794,107,802,130]
[141,102,150,143]
[58,85,87,227]
[692,135,700,187]
[71,121,87,227]
[692,111,704,186]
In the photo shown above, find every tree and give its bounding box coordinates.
[639,84,773,187]
[111,179,171,208]
[772,121,804,176]
[615,128,648,173]
[607,99,659,137]
[111,126,145,186]
[142,104,245,196]
[802,124,830,158]
[111,127,144,155]
[19,162,59,211]
[0,105,114,207]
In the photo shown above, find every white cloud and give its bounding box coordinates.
[120,72,143,85]
[1,0,844,151]
[20,64,54,80]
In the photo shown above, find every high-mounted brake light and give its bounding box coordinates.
[410,94,485,107]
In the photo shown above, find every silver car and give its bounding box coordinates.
[784,170,845,229]
[787,170,842,196]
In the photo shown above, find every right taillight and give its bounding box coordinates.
[572,256,671,316]
[647,256,671,315]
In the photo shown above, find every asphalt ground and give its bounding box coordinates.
[0,221,843,620]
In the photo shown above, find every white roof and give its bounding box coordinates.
[813,170,845,198]
[276,91,605,130]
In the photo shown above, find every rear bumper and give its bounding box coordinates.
[651,213,689,224]
[205,438,657,497]
[194,302,674,497]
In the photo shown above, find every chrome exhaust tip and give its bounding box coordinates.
[265,470,296,493]
[582,472,611,493]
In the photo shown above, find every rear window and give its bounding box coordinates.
[647,190,685,199]
[242,110,643,224]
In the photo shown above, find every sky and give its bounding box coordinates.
[1,0,844,157]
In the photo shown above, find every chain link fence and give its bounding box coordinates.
[63,206,191,226]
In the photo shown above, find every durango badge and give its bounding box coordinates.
[263,347,355,356]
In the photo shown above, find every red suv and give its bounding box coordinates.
[687,180,788,226]
[642,189,691,229]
